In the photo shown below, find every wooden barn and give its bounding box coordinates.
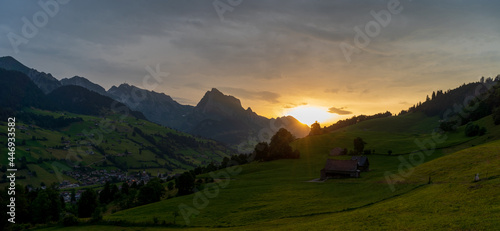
[351,156,370,172]
[320,159,360,180]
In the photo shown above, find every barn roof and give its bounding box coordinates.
[323,159,358,172]
[351,156,368,166]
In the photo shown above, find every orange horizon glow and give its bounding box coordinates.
[283,105,340,126]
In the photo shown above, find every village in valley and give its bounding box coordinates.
[58,168,171,203]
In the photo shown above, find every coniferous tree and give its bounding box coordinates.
[32,190,51,223]
[46,185,62,222]
[99,181,112,204]
[111,184,119,199]
[78,189,98,218]
[71,189,76,203]
[121,182,130,195]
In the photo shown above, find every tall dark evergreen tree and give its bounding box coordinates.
[71,189,76,203]
[46,186,63,222]
[99,182,112,204]
[32,190,51,223]
[78,189,98,218]
[121,182,130,195]
[111,184,119,200]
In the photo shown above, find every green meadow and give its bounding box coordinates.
[38,112,500,230]
[0,108,230,188]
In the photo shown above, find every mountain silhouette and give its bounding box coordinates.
[48,85,145,119]
[0,68,52,111]
[61,76,107,95]
[107,83,193,129]
[0,56,309,145]
[0,68,144,120]
[0,56,61,93]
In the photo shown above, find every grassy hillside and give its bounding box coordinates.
[242,139,500,230]
[343,112,440,134]
[36,112,500,230]
[41,141,499,231]
[0,108,232,188]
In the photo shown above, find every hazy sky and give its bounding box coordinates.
[1,0,499,125]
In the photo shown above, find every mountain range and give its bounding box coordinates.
[0,56,309,147]
[0,56,61,93]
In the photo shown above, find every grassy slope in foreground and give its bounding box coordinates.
[39,138,500,231]
[38,113,500,230]
[249,139,500,230]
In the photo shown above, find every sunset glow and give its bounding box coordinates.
[284,106,335,126]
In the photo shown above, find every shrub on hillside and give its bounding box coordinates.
[62,214,78,226]
[465,123,486,137]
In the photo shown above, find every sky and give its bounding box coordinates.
[1,0,500,125]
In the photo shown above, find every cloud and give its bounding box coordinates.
[283,102,308,109]
[325,88,340,94]
[324,87,358,94]
[328,107,352,115]
[219,87,281,104]
[184,82,206,90]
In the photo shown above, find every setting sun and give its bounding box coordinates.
[284,106,335,126]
